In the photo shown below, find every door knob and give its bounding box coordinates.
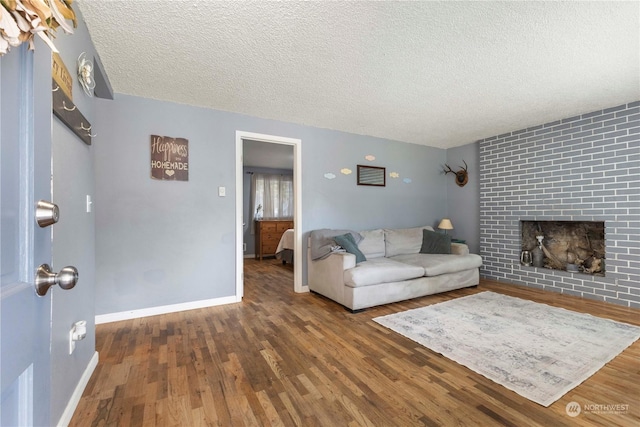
[35,264,78,296]
[36,200,59,227]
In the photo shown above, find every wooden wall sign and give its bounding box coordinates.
[52,52,73,100]
[151,135,189,181]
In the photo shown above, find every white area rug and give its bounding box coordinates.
[373,291,640,406]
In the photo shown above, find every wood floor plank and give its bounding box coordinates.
[70,259,640,426]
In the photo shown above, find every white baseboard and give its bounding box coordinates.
[95,295,241,324]
[243,253,256,258]
[57,351,99,427]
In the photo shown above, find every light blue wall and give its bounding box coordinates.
[25,5,100,424]
[94,94,449,314]
[445,142,480,254]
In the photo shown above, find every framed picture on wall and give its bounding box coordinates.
[357,165,386,186]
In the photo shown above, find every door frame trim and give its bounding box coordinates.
[235,131,305,297]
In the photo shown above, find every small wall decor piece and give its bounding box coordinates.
[443,160,469,187]
[365,155,376,161]
[340,168,352,175]
[151,135,189,181]
[77,52,96,97]
[324,172,336,180]
[357,165,386,187]
[389,172,400,178]
[403,178,412,184]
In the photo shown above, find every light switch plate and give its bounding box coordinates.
[218,187,226,197]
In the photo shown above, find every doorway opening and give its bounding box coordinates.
[235,131,305,298]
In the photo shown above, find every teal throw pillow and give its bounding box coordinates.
[420,229,452,254]
[334,233,367,263]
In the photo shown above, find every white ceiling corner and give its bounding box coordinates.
[77,1,640,149]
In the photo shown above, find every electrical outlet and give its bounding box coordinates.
[69,320,87,355]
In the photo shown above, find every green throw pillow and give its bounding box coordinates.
[420,229,452,254]
[334,233,367,263]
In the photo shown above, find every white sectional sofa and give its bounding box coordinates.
[307,225,482,311]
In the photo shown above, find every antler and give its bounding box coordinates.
[443,160,470,187]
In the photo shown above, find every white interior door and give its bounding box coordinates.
[1,43,56,427]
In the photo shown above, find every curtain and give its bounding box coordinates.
[251,173,294,233]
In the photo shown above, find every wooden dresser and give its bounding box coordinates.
[255,220,294,260]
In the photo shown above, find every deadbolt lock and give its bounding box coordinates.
[36,200,59,227]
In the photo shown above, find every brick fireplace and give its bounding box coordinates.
[479,101,639,307]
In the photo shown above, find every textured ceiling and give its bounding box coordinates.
[78,1,639,149]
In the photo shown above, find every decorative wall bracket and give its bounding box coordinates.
[52,79,93,145]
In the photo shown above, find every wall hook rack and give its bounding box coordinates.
[80,122,97,138]
[52,79,93,145]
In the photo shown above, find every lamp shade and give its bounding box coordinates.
[438,218,454,230]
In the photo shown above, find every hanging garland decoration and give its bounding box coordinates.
[0,0,77,56]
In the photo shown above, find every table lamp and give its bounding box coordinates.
[438,218,453,235]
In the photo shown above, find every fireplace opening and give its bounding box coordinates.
[520,221,605,276]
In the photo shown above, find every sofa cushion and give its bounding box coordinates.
[384,226,434,257]
[309,229,363,260]
[334,233,367,263]
[389,253,483,277]
[344,258,424,288]
[420,229,451,254]
[357,229,385,259]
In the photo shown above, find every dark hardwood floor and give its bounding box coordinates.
[70,258,640,426]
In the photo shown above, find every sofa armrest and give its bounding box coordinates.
[451,243,470,255]
[307,252,356,305]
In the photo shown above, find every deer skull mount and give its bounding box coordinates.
[443,160,469,187]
